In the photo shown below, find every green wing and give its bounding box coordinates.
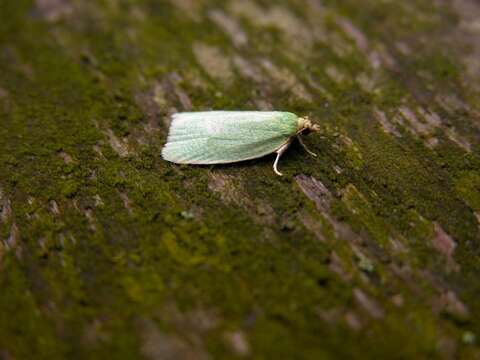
[162,111,298,164]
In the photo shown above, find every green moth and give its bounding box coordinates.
[162,111,320,176]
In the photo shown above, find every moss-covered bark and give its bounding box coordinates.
[1,0,479,359]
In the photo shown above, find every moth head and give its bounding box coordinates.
[298,116,320,135]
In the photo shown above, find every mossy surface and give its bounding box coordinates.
[1,0,479,359]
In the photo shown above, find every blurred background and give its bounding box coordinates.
[1,0,480,359]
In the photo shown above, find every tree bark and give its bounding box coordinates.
[1,0,480,359]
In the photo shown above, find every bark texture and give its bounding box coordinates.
[1,0,480,359]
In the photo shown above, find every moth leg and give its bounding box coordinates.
[273,141,292,176]
[298,136,317,157]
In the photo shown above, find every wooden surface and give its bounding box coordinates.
[1,0,480,358]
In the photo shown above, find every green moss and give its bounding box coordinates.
[1,0,479,358]
[0,256,68,358]
[463,331,477,345]
[339,184,390,247]
[454,171,480,211]
[61,180,80,198]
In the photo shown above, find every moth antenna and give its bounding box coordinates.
[298,136,317,157]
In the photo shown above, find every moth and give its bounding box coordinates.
[161,111,320,176]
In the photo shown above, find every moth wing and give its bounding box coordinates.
[162,111,298,164]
